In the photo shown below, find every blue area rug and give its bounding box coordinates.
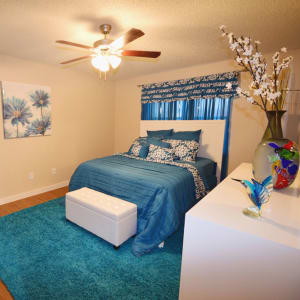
[0,197,183,300]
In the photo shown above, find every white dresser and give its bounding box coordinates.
[179,163,300,300]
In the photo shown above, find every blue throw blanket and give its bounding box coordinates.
[69,155,208,256]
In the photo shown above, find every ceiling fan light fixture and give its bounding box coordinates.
[57,25,161,79]
[91,55,109,72]
[94,41,112,50]
[108,55,121,69]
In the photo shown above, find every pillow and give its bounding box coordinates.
[146,129,174,138]
[147,144,174,162]
[163,139,199,161]
[170,129,201,141]
[135,137,171,148]
[128,142,149,158]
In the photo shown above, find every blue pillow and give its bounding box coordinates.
[138,146,149,158]
[147,129,173,138]
[136,137,171,148]
[128,143,149,158]
[170,130,201,141]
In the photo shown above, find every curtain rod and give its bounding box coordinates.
[137,69,246,88]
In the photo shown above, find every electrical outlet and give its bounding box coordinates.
[51,168,56,175]
[28,172,34,180]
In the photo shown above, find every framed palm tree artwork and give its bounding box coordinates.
[1,81,51,139]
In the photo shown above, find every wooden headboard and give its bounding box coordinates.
[140,120,226,181]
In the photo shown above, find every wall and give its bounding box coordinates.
[0,54,115,201]
[114,49,300,174]
[283,50,300,144]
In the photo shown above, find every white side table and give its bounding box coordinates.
[179,163,300,300]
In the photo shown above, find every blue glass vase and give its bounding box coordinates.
[253,111,299,189]
[253,138,299,189]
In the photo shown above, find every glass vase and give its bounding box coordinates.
[262,110,285,140]
[253,110,299,189]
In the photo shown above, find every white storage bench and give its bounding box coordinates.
[66,187,137,248]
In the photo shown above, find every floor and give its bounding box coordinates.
[0,186,69,300]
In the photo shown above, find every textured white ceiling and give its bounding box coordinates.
[0,0,300,80]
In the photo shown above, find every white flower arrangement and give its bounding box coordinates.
[220,25,293,114]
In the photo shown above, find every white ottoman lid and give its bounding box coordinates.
[66,187,137,221]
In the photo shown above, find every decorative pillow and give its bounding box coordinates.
[128,142,149,158]
[135,137,171,148]
[170,129,201,141]
[147,144,174,162]
[163,139,199,161]
[146,129,174,138]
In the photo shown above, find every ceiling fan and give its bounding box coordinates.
[56,24,161,77]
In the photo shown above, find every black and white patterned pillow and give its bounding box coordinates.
[163,139,199,161]
[130,143,143,157]
[147,144,174,162]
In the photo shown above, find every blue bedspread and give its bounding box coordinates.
[69,155,213,256]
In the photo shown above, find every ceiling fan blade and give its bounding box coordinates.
[60,55,92,64]
[110,28,144,50]
[56,40,93,50]
[121,50,161,58]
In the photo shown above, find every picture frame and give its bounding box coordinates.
[1,81,51,139]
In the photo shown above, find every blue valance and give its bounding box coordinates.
[141,71,240,104]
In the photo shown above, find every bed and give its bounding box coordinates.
[69,120,225,256]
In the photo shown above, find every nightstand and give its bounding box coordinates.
[179,163,300,300]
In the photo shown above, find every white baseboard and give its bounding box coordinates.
[0,180,69,205]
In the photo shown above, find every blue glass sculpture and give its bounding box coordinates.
[232,175,273,217]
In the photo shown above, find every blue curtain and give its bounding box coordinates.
[141,71,239,104]
[140,71,240,180]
